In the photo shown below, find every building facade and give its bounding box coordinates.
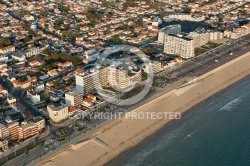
[164,34,195,59]
[47,105,69,123]
[158,24,181,44]
[65,90,83,107]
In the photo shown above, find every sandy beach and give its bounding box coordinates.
[38,51,250,166]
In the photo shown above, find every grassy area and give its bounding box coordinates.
[195,42,222,56]
[120,87,143,99]
[195,47,208,56]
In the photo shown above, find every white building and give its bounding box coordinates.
[0,45,15,54]
[76,68,101,95]
[164,14,205,22]
[224,23,250,39]
[30,116,46,131]
[11,52,26,62]
[85,49,99,62]
[65,90,83,107]
[27,89,40,103]
[7,95,16,105]
[186,31,210,48]
[158,24,181,44]
[0,54,8,62]
[164,34,195,59]
[76,65,142,94]
[47,105,69,123]
[209,31,224,41]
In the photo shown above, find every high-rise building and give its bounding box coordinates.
[158,24,181,44]
[76,68,102,95]
[76,65,142,94]
[164,34,195,59]
[65,90,83,107]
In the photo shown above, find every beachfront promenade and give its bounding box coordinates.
[37,49,250,166]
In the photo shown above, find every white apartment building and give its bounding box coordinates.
[209,31,224,41]
[224,23,250,39]
[164,34,195,59]
[76,65,142,94]
[76,69,101,95]
[158,24,181,44]
[47,105,69,123]
[65,90,83,107]
[164,14,205,22]
[151,61,163,73]
[30,116,46,131]
[0,124,9,139]
[27,89,40,103]
[186,32,210,48]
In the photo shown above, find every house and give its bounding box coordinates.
[0,85,8,98]
[0,45,15,54]
[7,95,16,105]
[0,66,8,73]
[29,60,41,67]
[11,52,26,62]
[30,76,38,82]
[39,74,49,81]
[0,54,8,62]
[27,89,40,103]
[57,61,72,68]
[12,79,31,89]
[47,69,58,77]
[82,94,96,108]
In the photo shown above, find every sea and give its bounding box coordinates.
[106,75,250,166]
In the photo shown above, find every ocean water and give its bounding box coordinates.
[107,76,250,166]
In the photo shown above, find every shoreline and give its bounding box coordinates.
[38,51,250,166]
[105,74,250,166]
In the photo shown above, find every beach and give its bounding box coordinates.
[38,51,250,166]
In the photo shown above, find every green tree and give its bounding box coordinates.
[51,53,60,60]
[53,80,62,90]
[183,7,192,13]
[0,38,10,47]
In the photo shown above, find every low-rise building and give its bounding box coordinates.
[7,95,16,105]
[27,89,40,103]
[18,121,38,139]
[47,104,69,123]
[12,79,31,89]
[0,45,15,54]
[82,94,96,108]
[7,122,19,140]
[30,116,45,131]
[0,85,8,98]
